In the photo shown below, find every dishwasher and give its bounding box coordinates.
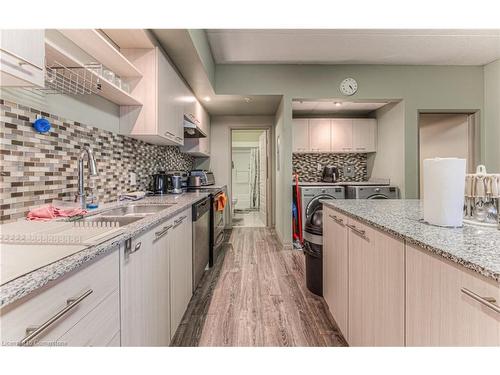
[192,197,210,291]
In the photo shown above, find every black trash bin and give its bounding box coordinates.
[303,209,323,296]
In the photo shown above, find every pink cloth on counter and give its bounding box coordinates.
[26,204,87,221]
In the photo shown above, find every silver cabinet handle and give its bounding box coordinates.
[329,214,344,225]
[173,215,187,228]
[461,288,500,314]
[129,241,142,254]
[0,47,44,70]
[165,131,175,138]
[175,136,183,141]
[20,289,93,346]
[155,224,173,239]
[346,223,367,238]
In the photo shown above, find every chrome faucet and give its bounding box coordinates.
[75,146,98,209]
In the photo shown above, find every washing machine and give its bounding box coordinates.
[346,185,399,199]
[300,186,345,233]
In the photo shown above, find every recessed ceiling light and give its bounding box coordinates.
[244,97,251,103]
[334,102,342,107]
[203,96,211,102]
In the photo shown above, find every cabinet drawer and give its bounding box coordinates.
[0,248,119,346]
[57,290,120,347]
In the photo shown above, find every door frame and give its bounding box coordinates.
[229,128,273,227]
[416,110,480,198]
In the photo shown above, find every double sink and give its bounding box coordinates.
[80,203,175,226]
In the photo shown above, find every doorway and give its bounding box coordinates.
[418,112,479,197]
[231,129,269,227]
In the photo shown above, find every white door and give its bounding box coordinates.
[352,119,377,152]
[309,119,331,152]
[292,119,310,152]
[258,131,267,226]
[232,149,252,210]
[331,119,353,152]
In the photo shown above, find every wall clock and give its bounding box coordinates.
[339,78,358,96]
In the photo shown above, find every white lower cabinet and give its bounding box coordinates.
[406,244,500,346]
[169,208,193,339]
[323,207,500,347]
[347,217,405,346]
[0,248,120,347]
[322,206,349,338]
[120,208,192,346]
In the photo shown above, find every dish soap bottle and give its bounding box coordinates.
[86,187,99,209]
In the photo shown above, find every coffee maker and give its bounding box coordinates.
[321,165,339,183]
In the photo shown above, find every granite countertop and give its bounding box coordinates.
[321,199,500,283]
[0,192,211,308]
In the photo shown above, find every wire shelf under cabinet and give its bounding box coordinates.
[36,61,102,96]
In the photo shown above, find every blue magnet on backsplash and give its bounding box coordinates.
[33,117,51,133]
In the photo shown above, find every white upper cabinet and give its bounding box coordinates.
[0,30,45,87]
[309,119,331,152]
[292,119,310,152]
[293,117,377,153]
[352,119,377,152]
[120,47,184,146]
[331,119,354,152]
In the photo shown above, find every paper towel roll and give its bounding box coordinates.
[423,158,466,227]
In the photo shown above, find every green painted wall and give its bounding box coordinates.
[484,59,500,172]
[187,29,216,87]
[215,64,485,199]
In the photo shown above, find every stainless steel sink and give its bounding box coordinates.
[79,215,144,226]
[101,204,174,217]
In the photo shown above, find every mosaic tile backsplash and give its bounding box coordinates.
[0,99,193,223]
[292,152,367,182]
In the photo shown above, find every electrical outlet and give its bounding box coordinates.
[129,172,137,186]
[317,163,322,172]
[343,164,355,178]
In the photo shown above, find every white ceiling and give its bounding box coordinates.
[207,29,500,66]
[292,100,391,115]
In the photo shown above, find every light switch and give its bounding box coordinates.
[129,172,137,186]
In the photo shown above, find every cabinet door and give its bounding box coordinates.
[331,119,353,152]
[169,210,193,339]
[157,48,183,146]
[352,119,377,152]
[292,119,309,152]
[151,220,172,346]
[309,119,331,152]
[0,29,44,87]
[323,207,349,337]
[406,244,500,346]
[348,218,404,346]
[120,230,154,346]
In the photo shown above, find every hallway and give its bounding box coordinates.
[171,227,347,346]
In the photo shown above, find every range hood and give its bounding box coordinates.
[183,114,207,138]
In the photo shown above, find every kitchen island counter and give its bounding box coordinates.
[321,199,500,282]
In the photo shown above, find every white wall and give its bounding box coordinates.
[207,115,275,227]
[484,59,500,173]
[368,101,405,196]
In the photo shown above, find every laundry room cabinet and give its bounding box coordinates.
[292,118,377,153]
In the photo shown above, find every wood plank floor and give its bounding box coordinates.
[171,227,347,347]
